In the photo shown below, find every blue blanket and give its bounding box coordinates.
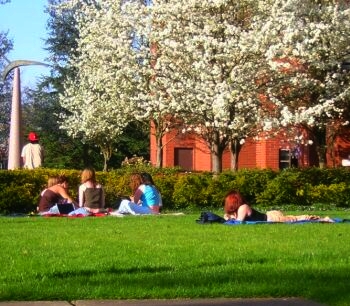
[225,218,349,225]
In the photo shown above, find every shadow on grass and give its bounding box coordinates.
[47,265,175,278]
[11,261,346,305]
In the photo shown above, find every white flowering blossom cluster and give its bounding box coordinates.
[251,0,350,131]
[58,1,142,149]
[57,0,350,171]
[148,0,263,171]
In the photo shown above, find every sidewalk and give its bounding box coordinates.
[0,298,327,306]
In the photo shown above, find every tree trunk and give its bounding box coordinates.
[155,135,163,168]
[100,144,112,172]
[103,155,108,172]
[229,139,242,172]
[316,147,326,169]
[211,150,222,174]
[210,132,224,173]
[312,126,327,168]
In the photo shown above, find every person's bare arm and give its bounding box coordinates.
[100,187,105,208]
[78,185,85,207]
[57,186,76,204]
[236,204,251,221]
[133,188,143,204]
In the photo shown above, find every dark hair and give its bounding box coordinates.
[57,175,68,184]
[140,172,155,185]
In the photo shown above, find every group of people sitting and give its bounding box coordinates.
[38,169,162,216]
[38,169,334,222]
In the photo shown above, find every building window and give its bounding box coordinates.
[279,148,299,169]
[174,148,193,171]
[279,149,290,169]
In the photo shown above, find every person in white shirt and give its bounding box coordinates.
[21,131,44,169]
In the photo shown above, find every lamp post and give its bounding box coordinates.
[1,59,49,169]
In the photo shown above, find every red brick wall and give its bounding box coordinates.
[150,125,350,170]
[237,140,257,169]
[328,126,350,167]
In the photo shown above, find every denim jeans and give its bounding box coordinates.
[117,199,153,215]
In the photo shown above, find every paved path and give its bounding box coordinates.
[0,298,327,306]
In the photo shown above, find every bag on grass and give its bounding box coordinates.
[196,211,226,224]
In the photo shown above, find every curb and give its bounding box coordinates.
[0,298,327,306]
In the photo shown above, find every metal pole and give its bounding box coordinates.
[7,67,22,169]
[1,60,49,170]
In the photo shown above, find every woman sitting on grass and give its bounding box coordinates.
[111,172,161,216]
[75,167,106,215]
[38,175,77,215]
[224,190,334,222]
[140,172,163,211]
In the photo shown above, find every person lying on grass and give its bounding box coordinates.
[223,190,334,222]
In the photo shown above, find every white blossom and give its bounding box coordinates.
[57,0,350,171]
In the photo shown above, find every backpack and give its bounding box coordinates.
[196,211,226,224]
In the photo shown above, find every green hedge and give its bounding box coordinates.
[1,167,350,214]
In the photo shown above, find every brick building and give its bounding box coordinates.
[150,125,350,171]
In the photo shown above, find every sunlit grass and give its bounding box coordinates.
[0,212,349,305]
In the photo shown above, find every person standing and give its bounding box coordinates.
[21,131,44,169]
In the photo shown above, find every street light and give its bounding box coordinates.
[1,59,49,169]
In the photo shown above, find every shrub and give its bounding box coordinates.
[308,183,350,207]
[256,168,311,206]
[152,173,178,210]
[1,183,37,214]
[172,173,213,209]
[1,167,350,214]
[102,170,131,207]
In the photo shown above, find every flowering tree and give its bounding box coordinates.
[251,0,350,165]
[59,0,350,172]
[58,0,185,169]
[150,0,264,173]
[58,0,148,170]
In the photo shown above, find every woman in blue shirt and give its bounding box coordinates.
[112,173,161,215]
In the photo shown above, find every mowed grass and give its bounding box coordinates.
[0,212,349,306]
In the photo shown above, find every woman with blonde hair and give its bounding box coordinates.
[77,168,105,214]
[38,175,77,214]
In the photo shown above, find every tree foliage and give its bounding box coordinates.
[0,19,13,167]
[59,0,265,173]
[57,0,350,172]
[149,0,264,172]
[21,0,149,171]
[251,0,350,163]
[20,0,99,170]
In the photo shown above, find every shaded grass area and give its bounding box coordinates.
[0,213,349,305]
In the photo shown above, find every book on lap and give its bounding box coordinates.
[57,203,75,214]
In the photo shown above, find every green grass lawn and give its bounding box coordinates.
[0,212,349,305]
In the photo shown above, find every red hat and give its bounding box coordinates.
[28,132,39,141]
